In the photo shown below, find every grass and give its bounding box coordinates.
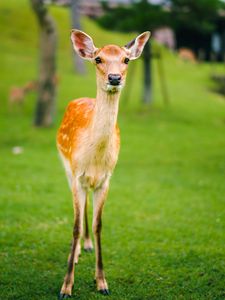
[0,1,225,299]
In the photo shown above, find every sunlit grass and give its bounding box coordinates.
[0,1,225,299]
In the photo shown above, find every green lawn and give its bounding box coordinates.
[0,1,225,299]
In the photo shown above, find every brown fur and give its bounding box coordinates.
[57,29,150,298]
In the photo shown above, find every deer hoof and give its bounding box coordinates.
[59,293,72,299]
[84,238,93,252]
[84,247,93,252]
[99,289,110,295]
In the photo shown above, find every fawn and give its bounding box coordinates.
[9,82,37,108]
[178,48,197,63]
[57,29,150,298]
[9,77,59,108]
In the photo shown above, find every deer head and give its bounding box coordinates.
[71,30,151,94]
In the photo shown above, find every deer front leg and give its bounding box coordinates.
[60,180,86,299]
[84,193,94,252]
[93,179,110,295]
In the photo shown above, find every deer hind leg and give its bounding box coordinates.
[92,179,110,295]
[83,193,94,252]
[60,179,86,299]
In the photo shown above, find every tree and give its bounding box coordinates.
[71,0,86,74]
[97,0,169,104]
[169,0,224,34]
[169,0,225,59]
[31,0,57,127]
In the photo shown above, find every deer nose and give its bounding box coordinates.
[108,74,121,86]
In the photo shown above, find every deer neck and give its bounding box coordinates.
[90,88,120,143]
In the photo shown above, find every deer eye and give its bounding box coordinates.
[95,56,102,64]
[124,57,129,64]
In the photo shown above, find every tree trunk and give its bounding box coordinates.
[71,0,86,74]
[142,41,152,104]
[31,0,57,127]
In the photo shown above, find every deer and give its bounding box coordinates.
[57,29,150,299]
[9,76,58,108]
[178,48,197,63]
[9,81,39,108]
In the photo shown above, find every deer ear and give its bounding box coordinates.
[71,29,98,60]
[124,31,151,60]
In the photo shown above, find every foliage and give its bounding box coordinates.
[98,0,169,33]
[169,0,225,34]
[98,0,224,35]
[0,1,225,299]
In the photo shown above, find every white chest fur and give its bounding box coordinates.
[75,137,117,189]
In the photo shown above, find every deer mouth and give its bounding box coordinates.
[106,83,123,93]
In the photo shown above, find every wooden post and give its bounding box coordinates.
[122,61,136,105]
[142,41,152,104]
[156,49,170,106]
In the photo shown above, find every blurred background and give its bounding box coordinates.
[0,1,225,299]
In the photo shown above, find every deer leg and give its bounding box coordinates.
[60,180,86,299]
[93,179,110,295]
[84,193,94,252]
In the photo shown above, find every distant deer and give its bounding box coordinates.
[9,81,38,107]
[178,48,197,63]
[9,76,58,108]
[57,29,150,298]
